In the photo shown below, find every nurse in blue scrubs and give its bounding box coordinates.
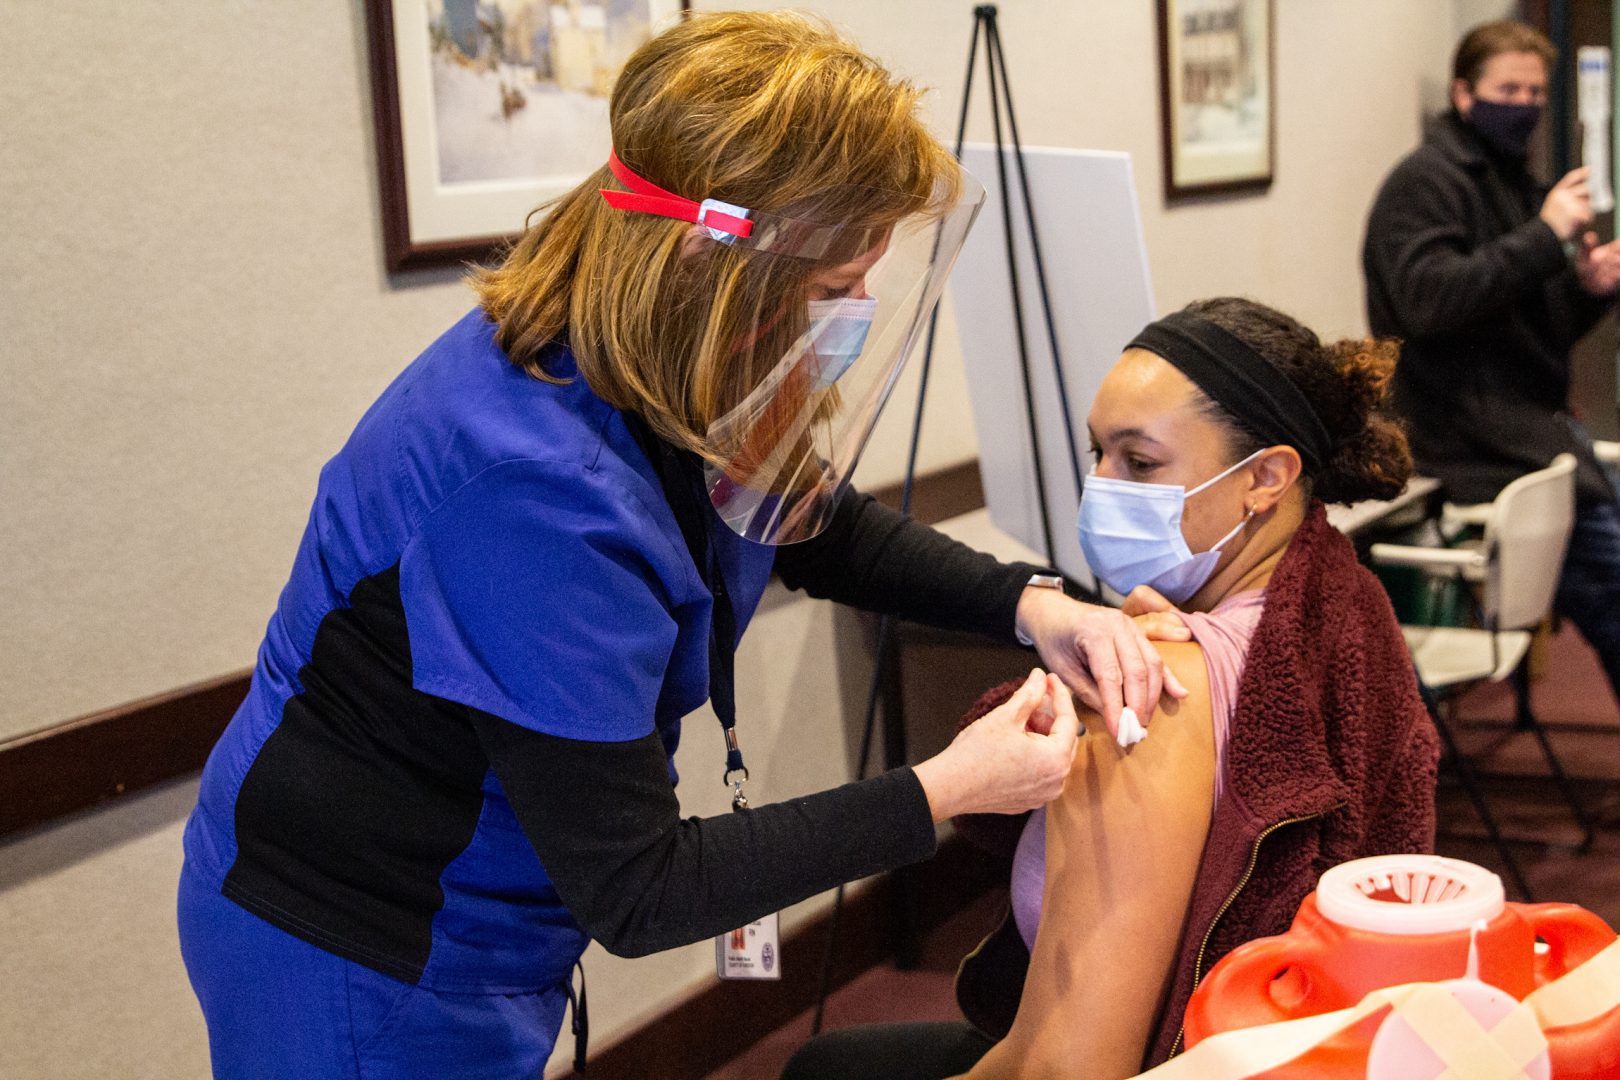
[176,12,1182,1077]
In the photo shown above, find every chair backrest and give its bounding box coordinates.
[1483,454,1577,631]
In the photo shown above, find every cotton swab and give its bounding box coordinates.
[1117,706,1147,748]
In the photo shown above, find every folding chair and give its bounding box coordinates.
[1371,455,1595,893]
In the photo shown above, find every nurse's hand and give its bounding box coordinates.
[913,670,1080,822]
[1015,587,1189,740]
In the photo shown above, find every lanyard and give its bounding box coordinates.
[622,414,750,810]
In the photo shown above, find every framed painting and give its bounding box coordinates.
[365,0,689,271]
[1156,0,1275,199]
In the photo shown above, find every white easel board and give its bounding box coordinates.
[952,144,1156,588]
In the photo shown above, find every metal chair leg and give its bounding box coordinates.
[1426,690,1538,902]
[1512,664,1598,853]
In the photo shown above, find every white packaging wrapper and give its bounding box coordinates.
[1579,47,1614,214]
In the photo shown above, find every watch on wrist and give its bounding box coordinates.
[1016,573,1065,646]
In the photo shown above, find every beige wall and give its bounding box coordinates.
[1,2,1477,1076]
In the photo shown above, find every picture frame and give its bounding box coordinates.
[364,0,689,271]
[1156,0,1275,199]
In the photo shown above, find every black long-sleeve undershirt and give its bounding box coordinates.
[474,717,936,958]
[483,486,1059,957]
[774,488,1058,638]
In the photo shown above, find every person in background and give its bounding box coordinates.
[1363,19,1620,706]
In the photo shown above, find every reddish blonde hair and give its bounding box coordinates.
[474,11,957,458]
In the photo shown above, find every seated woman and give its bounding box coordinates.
[783,297,1441,1080]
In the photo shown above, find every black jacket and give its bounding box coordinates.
[1362,110,1614,506]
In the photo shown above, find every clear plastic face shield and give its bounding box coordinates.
[601,153,986,544]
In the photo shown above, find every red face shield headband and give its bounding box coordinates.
[599,151,755,242]
[597,150,911,262]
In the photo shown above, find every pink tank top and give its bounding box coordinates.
[1009,590,1266,950]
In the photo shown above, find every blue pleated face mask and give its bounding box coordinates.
[804,296,878,388]
[1077,449,1263,603]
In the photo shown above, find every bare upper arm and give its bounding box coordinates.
[960,641,1216,1080]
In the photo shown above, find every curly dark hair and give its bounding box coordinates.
[1180,297,1413,506]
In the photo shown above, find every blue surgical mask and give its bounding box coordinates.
[805,296,877,387]
[1077,449,1263,603]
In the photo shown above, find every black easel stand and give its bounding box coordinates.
[809,3,1085,1035]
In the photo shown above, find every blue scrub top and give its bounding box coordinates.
[183,309,777,994]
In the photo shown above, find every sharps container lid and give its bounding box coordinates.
[1316,854,1505,936]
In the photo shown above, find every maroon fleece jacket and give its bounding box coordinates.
[952,501,1441,1068]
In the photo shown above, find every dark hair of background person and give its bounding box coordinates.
[1452,19,1557,87]
[1181,297,1414,506]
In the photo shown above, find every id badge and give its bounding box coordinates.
[714,912,781,980]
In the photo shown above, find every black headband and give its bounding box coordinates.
[1126,311,1333,474]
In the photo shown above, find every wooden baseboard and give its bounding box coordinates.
[868,459,985,526]
[0,671,250,838]
[564,835,1005,1079]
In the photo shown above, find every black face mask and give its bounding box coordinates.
[1467,98,1543,157]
